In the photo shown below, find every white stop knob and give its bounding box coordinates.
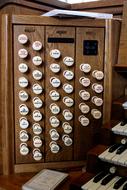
[62,135,73,146]
[19,77,28,88]
[79,103,90,114]
[18,49,28,59]
[92,83,103,94]
[49,141,60,153]
[50,49,61,59]
[50,77,61,88]
[32,97,43,109]
[33,149,42,161]
[92,70,104,80]
[49,90,60,101]
[19,117,29,129]
[19,104,29,116]
[50,63,60,73]
[63,83,73,94]
[63,109,73,121]
[32,41,42,51]
[19,130,29,142]
[80,63,91,73]
[91,96,103,106]
[33,123,42,135]
[63,56,74,66]
[20,143,29,156]
[63,70,74,80]
[19,90,29,102]
[62,122,73,134]
[79,77,90,87]
[49,129,59,141]
[33,136,42,148]
[79,90,90,101]
[18,34,28,44]
[32,84,43,95]
[32,56,42,66]
[63,96,74,107]
[91,109,102,119]
[79,115,90,126]
[50,103,60,115]
[18,63,28,73]
[33,110,42,122]
[49,116,60,128]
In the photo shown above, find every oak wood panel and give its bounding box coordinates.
[71,0,124,10]
[74,27,105,160]
[1,15,117,174]
[12,15,105,27]
[14,25,45,164]
[45,26,75,162]
[0,0,69,10]
[14,161,86,173]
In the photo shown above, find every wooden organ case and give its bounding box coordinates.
[1,15,119,175]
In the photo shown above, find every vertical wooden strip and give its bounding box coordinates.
[1,14,14,174]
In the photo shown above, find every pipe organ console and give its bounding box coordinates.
[1,15,119,175]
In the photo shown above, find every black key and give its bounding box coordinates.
[113,177,127,189]
[93,171,107,183]
[101,174,115,185]
[108,144,120,153]
[122,182,127,190]
[116,145,126,154]
[121,120,127,126]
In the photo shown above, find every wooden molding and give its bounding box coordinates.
[71,0,124,10]
[0,0,70,11]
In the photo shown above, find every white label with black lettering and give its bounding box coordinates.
[18,49,28,59]
[50,49,61,59]
[19,117,29,129]
[33,97,43,109]
[19,90,28,102]
[19,104,29,116]
[33,110,42,122]
[32,56,42,66]
[50,63,60,73]
[33,123,42,135]
[32,84,43,95]
[19,77,28,88]
[32,41,42,51]
[18,34,28,44]
[49,90,60,101]
[50,77,61,88]
[32,70,43,80]
[18,63,28,73]
[63,83,73,94]
[63,70,74,80]
[63,57,74,66]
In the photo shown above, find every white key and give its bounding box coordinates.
[98,148,112,161]
[112,123,127,135]
[112,149,127,165]
[104,149,119,162]
[121,151,127,166]
[96,176,119,190]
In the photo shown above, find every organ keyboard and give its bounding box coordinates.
[81,172,127,190]
[98,138,127,166]
[81,168,127,190]
[112,121,127,136]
